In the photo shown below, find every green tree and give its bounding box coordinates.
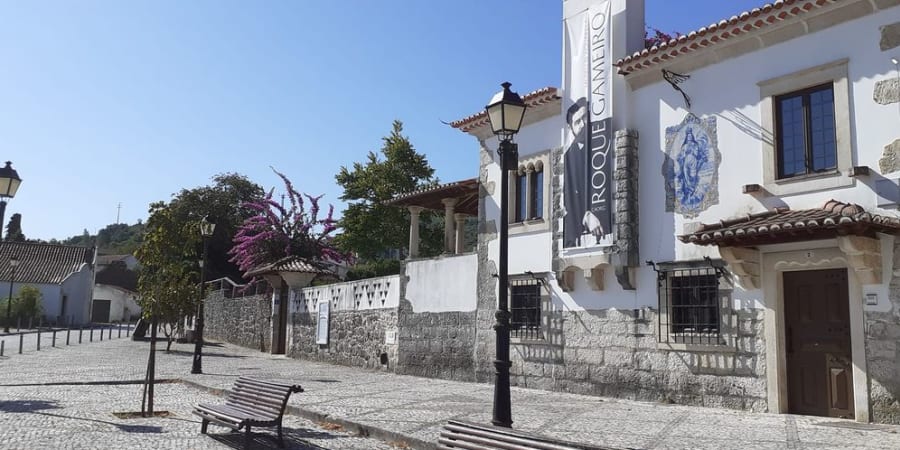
[5,213,25,242]
[334,120,443,262]
[1,285,43,324]
[135,173,264,347]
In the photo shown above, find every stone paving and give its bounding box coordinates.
[3,338,900,449]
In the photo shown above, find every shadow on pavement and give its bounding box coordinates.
[163,349,248,359]
[208,427,334,449]
[34,411,164,434]
[0,399,60,413]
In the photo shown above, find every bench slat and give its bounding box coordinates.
[199,404,277,425]
[238,376,303,393]
[195,404,251,424]
[193,410,243,431]
[229,387,285,405]
[439,421,611,450]
[225,398,282,418]
[234,380,290,396]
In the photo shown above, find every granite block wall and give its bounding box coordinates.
[288,308,398,370]
[865,244,900,424]
[507,308,768,412]
[204,291,272,352]
[397,310,478,381]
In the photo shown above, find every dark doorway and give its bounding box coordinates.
[783,269,854,418]
[272,281,288,355]
[91,300,112,323]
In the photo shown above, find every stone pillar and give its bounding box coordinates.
[408,206,424,259]
[441,198,458,254]
[614,129,639,290]
[454,213,467,254]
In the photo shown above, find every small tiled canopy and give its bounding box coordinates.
[384,178,478,215]
[679,200,900,247]
[245,256,335,279]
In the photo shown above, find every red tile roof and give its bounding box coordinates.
[0,242,94,285]
[680,200,900,247]
[246,256,334,278]
[450,87,559,133]
[385,178,479,216]
[616,0,840,75]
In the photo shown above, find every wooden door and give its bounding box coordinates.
[783,269,854,418]
[91,300,111,323]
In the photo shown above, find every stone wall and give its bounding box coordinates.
[288,308,398,370]
[508,308,768,412]
[397,311,478,381]
[204,291,271,352]
[865,244,900,424]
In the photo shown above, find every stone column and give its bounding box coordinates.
[441,198,458,254]
[454,213,467,254]
[408,206,424,259]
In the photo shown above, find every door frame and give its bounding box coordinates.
[761,243,869,422]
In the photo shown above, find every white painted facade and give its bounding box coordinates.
[460,0,900,422]
[406,254,477,312]
[92,284,141,322]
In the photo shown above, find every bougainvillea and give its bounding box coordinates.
[229,168,349,277]
[644,27,682,49]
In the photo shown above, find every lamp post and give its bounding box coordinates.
[5,256,19,333]
[484,82,527,428]
[191,216,215,374]
[0,162,23,240]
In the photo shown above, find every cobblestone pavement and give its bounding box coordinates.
[3,338,900,449]
[0,325,131,359]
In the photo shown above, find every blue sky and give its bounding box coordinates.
[0,0,767,241]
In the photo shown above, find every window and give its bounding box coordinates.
[775,84,836,179]
[530,170,543,219]
[515,173,528,222]
[510,280,542,339]
[758,58,851,195]
[510,159,545,224]
[653,264,724,345]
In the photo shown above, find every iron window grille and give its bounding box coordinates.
[509,278,543,340]
[650,261,725,345]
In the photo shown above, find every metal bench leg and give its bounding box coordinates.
[244,426,252,449]
[277,421,285,448]
[201,419,209,434]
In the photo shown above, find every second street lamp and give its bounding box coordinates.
[191,216,216,374]
[5,256,19,333]
[0,162,23,241]
[484,82,527,428]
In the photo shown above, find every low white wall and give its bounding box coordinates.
[405,253,477,312]
[296,274,400,313]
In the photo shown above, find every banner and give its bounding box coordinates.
[563,0,613,249]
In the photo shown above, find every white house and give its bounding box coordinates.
[449,0,900,423]
[0,242,96,326]
[92,258,141,322]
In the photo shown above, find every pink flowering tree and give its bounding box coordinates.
[229,168,349,278]
[644,27,681,49]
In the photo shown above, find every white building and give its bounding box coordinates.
[0,242,96,326]
[450,0,900,423]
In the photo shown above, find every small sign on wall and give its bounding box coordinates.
[316,301,330,345]
[385,329,397,345]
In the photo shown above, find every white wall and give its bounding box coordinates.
[93,284,141,322]
[295,274,400,314]
[406,253,477,312]
[61,263,95,324]
[476,4,900,313]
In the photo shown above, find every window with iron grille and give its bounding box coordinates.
[653,264,724,345]
[510,279,542,340]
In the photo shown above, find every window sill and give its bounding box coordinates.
[764,168,852,196]
[509,218,548,234]
[657,342,735,353]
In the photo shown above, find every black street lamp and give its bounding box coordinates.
[5,256,19,333]
[0,162,23,240]
[191,216,215,374]
[484,82,527,428]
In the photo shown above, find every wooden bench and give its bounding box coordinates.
[438,420,616,450]
[193,376,303,448]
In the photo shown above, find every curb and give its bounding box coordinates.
[179,378,436,450]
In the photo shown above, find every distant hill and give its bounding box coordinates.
[59,222,146,255]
